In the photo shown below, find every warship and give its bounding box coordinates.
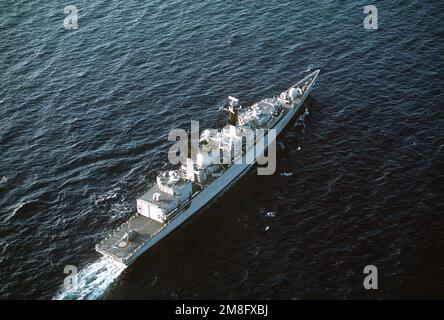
[96,70,320,267]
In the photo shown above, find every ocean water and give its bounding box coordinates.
[1,0,443,299]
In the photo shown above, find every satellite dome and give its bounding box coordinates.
[288,87,299,99]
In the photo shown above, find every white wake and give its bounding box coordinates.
[54,257,125,300]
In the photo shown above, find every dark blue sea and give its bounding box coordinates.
[1,0,443,299]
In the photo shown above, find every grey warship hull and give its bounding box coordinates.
[96,70,319,267]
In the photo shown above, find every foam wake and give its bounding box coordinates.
[54,257,125,300]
